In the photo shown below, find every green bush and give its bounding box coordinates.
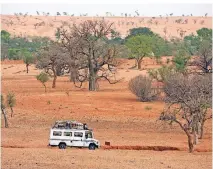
[36,72,49,92]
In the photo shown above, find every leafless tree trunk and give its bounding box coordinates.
[42,83,47,93]
[69,68,78,82]
[187,134,194,153]
[199,121,204,139]
[175,120,194,153]
[52,75,57,88]
[137,58,143,70]
[1,107,9,128]
[89,68,98,91]
[26,63,29,73]
[193,131,198,145]
[10,106,14,117]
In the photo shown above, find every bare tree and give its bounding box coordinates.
[183,19,188,24]
[200,20,205,25]
[1,95,9,128]
[160,73,212,152]
[59,20,122,91]
[36,42,70,88]
[135,10,139,16]
[175,19,182,24]
[163,27,167,40]
[147,19,153,25]
[63,12,68,15]
[179,30,186,39]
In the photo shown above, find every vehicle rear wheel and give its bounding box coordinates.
[89,143,96,150]
[59,143,66,149]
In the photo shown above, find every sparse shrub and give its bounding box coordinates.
[148,65,174,83]
[6,92,16,117]
[156,59,162,65]
[200,20,204,25]
[36,72,49,92]
[144,106,152,110]
[47,100,51,105]
[166,58,170,64]
[65,91,70,96]
[129,75,159,102]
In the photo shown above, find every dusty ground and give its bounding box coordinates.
[1,59,212,169]
[1,15,212,39]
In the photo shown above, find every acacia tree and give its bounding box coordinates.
[172,43,191,73]
[159,73,212,153]
[1,95,9,128]
[148,65,175,83]
[36,42,69,88]
[22,50,35,73]
[6,92,16,117]
[125,34,154,69]
[194,40,212,73]
[196,28,212,40]
[59,20,121,91]
[125,27,155,39]
[185,28,212,73]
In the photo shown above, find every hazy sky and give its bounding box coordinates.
[1,3,212,17]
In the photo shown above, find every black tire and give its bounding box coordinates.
[59,143,66,149]
[89,143,96,150]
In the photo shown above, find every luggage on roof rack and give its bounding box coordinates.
[52,120,88,130]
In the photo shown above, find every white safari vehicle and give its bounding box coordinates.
[49,121,100,150]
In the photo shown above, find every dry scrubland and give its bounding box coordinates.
[1,15,212,169]
[1,59,212,169]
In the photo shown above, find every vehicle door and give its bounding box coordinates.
[62,131,73,146]
[72,131,84,147]
[83,131,93,147]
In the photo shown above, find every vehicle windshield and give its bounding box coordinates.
[85,131,93,139]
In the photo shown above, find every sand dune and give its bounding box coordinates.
[1,15,212,39]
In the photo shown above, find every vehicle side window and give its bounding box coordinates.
[64,132,72,136]
[74,132,83,137]
[53,131,62,136]
[85,132,92,138]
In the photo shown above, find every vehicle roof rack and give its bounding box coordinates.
[52,120,89,130]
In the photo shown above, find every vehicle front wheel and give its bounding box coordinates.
[89,143,96,150]
[59,143,66,149]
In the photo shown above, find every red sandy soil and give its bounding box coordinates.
[1,58,212,169]
[1,15,212,39]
